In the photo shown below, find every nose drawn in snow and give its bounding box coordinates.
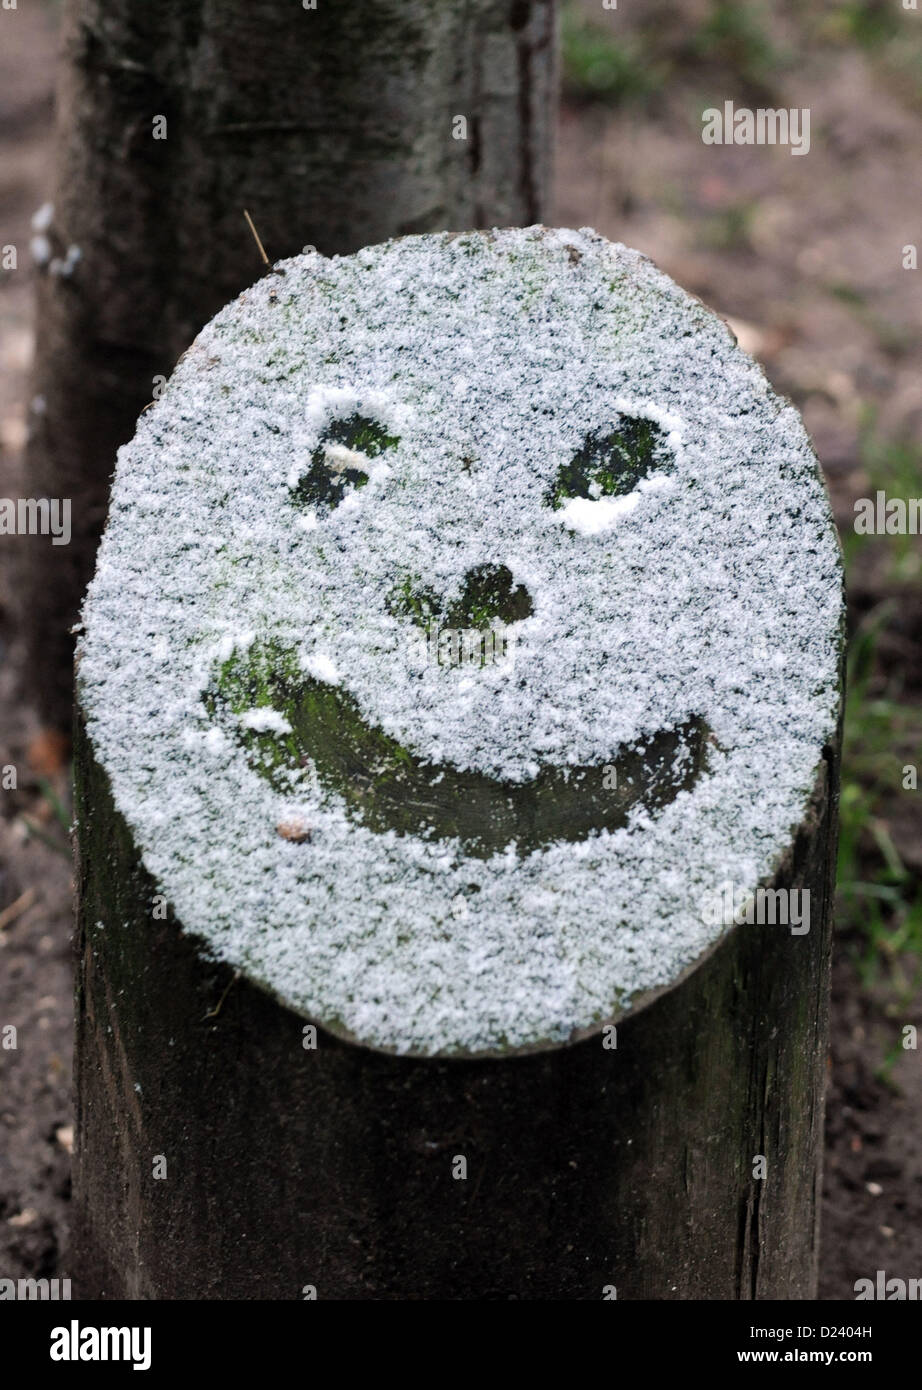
[386,562,534,644]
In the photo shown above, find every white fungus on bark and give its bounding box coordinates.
[78,227,843,1056]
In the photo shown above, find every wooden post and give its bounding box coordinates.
[72,228,845,1299]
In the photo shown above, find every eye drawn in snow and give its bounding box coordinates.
[548,412,681,534]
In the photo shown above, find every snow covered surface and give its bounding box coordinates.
[78,226,843,1056]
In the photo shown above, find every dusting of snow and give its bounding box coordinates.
[49,245,82,279]
[31,202,53,233]
[302,652,340,685]
[240,708,292,734]
[204,728,227,754]
[559,490,638,533]
[78,227,844,1057]
[558,473,676,534]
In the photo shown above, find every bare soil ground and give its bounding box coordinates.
[0,0,73,1290]
[1,0,920,1298]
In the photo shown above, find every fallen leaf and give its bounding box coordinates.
[26,728,69,775]
[8,1208,37,1227]
[277,818,312,843]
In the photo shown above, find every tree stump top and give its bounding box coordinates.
[78,227,844,1056]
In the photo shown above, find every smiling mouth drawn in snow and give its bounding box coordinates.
[204,410,709,856]
[206,640,710,858]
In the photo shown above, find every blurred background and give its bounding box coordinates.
[1,0,920,1298]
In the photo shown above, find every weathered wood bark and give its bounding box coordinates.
[72,705,841,1300]
[23,0,557,725]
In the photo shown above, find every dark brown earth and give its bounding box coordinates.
[0,0,74,1292]
[1,0,920,1298]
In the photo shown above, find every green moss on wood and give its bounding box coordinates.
[386,562,534,637]
[546,415,673,509]
[290,413,399,516]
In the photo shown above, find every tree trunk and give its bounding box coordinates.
[72,709,840,1301]
[22,0,557,725]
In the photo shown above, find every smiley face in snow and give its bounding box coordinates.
[207,401,710,858]
[79,227,843,1056]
